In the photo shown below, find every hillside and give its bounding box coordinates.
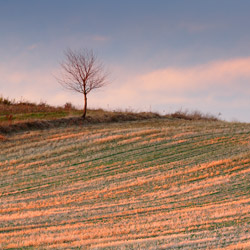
[0,98,95,124]
[0,118,250,249]
[0,98,163,134]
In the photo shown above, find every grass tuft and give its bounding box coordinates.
[168,109,219,121]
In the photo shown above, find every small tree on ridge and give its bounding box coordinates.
[57,48,108,119]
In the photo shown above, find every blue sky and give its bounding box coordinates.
[1,0,250,122]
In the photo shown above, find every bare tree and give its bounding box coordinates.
[57,48,108,119]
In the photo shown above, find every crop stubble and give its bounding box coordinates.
[0,119,250,249]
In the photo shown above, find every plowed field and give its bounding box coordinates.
[1,119,250,249]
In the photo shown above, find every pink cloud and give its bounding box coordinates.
[1,57,250,121]
[89,57,250,120]
[138,57,250,93]
[0,64,61,103]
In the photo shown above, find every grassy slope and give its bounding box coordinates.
[0,103,162,135]
[0,119,250,249]
[0,101,218,126]
[0,102,99,124]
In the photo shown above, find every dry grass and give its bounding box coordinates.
[1,118,249,249]
[0,97,220,136]
[168,109,219,121]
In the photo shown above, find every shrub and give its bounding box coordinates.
[170,110,219,121]
[64,102,75,110]
[0,96,12,105]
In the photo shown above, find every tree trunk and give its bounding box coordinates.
[82,94,87,119]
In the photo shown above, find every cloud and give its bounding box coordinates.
[91,57,250,121]
[0,64,60,103]
[1,57,250,122]
[137,57,250,95]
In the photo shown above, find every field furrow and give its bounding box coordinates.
[1,119,250,249]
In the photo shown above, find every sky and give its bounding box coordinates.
[1,0,250,122]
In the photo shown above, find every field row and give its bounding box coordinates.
[1,119,250,249]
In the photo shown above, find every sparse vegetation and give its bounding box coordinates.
[169,109,219,121]
[0,96,81,125]
[0,96,13,105]
[0,96,220,134]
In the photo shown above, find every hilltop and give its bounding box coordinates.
[0,96,218,134]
